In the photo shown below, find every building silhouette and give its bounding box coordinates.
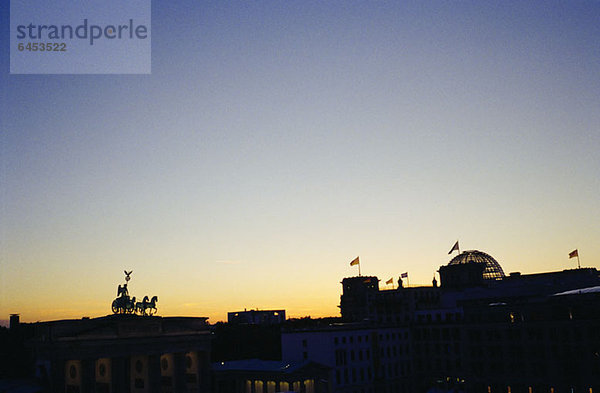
[283,250,600,393]
[227,310,286,326]
[212,359,330,393]
[28,315,211,393]
[10,249,600,393]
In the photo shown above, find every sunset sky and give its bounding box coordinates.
[1,1,599,324]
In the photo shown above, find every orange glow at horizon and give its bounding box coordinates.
[2,2,599,328]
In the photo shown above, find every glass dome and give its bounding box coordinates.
[448,250,505,280]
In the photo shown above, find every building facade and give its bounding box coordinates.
[28,315,212,393]
[282,324,411,393]
[227,310,286,326]
[286,250,600,393]
[212,359,330,393]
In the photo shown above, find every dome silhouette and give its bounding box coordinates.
[448,250,505,280]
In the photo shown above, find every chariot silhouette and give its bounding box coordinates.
[111,270,158,316]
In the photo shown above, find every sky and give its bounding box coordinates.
[1,1,599,324]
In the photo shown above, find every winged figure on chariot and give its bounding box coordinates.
[111,270,158,315]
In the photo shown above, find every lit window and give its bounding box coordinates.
[304,379,314,393]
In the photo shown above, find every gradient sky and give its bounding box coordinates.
[1,1,599,324]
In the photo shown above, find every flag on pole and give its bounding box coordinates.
[401,272,408,278]
[569,249,578,258]
[448,241,459,254]
[350,256,360,266]
[386,278,393,285]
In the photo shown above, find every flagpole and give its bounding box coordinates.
[358,262,361,277]
[569,249,581,269]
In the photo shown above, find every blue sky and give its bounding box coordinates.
[1,1,599,322]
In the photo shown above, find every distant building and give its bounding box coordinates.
[228,310,286,325]
[212,359,330,393]
[338,277,379,323]
[211,323,281,363]
[282,324,411,393]
[28,314,211,393]
[288,249,600,393]
[10,313,20,330]
[340,276,439,325]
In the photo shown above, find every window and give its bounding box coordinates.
[304,380,314,393]
[335,349,347,366]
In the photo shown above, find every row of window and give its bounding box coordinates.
[333,330,408,346]
[334,362,410,385]
[334,344,410,366]
[244,379,314,393]
[413,327,460,341]
[414,342,460,356]
[334,335,369,345]
[486,385,595,393]
[415,324,600,344]
[467,325,600,342]
[416,312,462,324]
